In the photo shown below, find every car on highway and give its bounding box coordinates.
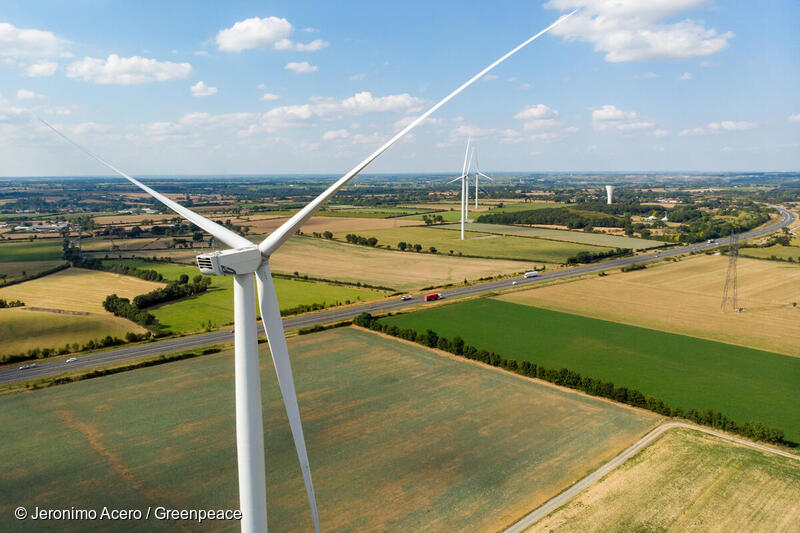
[512,281,518,286]
[18,364,31,370]
[65,357,77,364]
[400,295,413,301]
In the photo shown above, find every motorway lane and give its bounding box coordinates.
[2,206,793,385]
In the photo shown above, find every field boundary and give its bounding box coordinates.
[502,421,800,533]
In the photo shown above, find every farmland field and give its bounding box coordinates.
[269,236,541,291]
[434,222,663,249]
[529,428,800,533]
[331,226,613,263]
[499,254,800,357]
[0,240,62,262]
[0,259,65,279]
[101,260,386,332]
[0,309,141,355]
[208,214,423,235]
[380,299,800,442]
[0,327,658,532]
[739,237,800,261]
[0,267,162,314]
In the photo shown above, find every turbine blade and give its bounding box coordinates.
[447,175,467,184]
[478,172,494,181]
[258,10,577,257]
[461,137,472,178]
[38,118,253,250]
[255,264,320,533]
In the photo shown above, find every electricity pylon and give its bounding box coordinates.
[721,230,739,312]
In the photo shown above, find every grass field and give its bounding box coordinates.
[0,259,65,279]
[332,226,612,263]
[434,222,663,249]
[380,299,800,443]
[0,267,162,314]
[0,309,141,355]
[499,254,800,358]
[101,260,385,332]
[0,327,658,532]
[529,428,800,533]
[268,236,543,291]
[0,240,62,262]
[740,237,800,261]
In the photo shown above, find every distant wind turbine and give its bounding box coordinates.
[448,138,473,240]
[472,145,494,209]
[40,9,576,533]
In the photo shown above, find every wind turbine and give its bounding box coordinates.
[472,146,494,209]
[40,10,576,533]
[448,138,473,240]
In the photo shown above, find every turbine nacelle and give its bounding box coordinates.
[197,246,263,276]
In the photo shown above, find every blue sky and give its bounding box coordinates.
[0,0,798,176]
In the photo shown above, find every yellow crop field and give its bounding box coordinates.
[528,428,800,533]
[270,236,539,290]
[216,214,423,236]
[498,254,800,357]
[0,267,162,314]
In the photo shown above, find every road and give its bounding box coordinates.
[2,205,793,385]
[502,421,800,533]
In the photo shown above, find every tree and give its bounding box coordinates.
[323,231,333,240]
[429,246,437,254]
[413,244,422,252]
[179,274,189,284]
[367,237,378,247]
[397,241,407,251]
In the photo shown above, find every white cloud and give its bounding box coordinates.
[451,124,494,139]
[16,89,44,100]
[514,104,558,121]
[676,71,693,81]
[632,72,659,79]
[789,114,800,123]
[545,0,733,62]
[0,22,70,58]
[652,129,669,137]
[530,132,566,143]
[260,93,280,101]
[721,146,733,152]
[679,120,757,136]
[591,104,654,131]
[322,129,349,141]
[274,38,328,52]
[216,16,327,53]
[482,74,498,81]
[25,61,58,77]
[587,145,598,151]
[193,50,209,56]
[349,73,366,81]
[285,61,317,73]
[66,54,191,85]
[190,81,217,97]
[333,92,423,114]
[523,119,560,130]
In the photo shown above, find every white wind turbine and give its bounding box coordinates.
[448,137,474,240]
[40,10,576,533]
[472,146,494,209]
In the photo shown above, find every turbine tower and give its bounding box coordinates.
[472,147,493,209]
[448,138,473,240]
[605,185,614,205]
[40,10,576,533]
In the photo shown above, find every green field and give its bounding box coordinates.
[0,240,62,262]
[0,328,657,532]
[531,428,800,533]
[740,240,800,261]
[102,260,385,332]
[435,222,663,249]
[381,299,800,442]
[333,226,612,263]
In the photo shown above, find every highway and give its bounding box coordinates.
[2,205,793,385]
[502,421,800,533]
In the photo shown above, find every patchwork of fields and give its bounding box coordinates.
[0,328,659,532]
[529,428,800,533]
[435,222,663,250]
[381,299,800,443]
[331,226,612,263]
[499,254,800,357]
[270,236,538,291]
[104,260,386,332]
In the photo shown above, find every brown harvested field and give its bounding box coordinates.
[270,236,535,290]
[93,214,177,225]
[0,267,162,314]
[498,254,800,357]
[527,428,800,533]
[0,327,659,532]
[213,213,424,235]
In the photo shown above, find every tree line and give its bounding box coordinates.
[0,298,24,308]
[566,247,632,265]
[353,313,786,445]
[478,207,623,229]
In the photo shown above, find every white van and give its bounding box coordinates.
[524,271,539,278]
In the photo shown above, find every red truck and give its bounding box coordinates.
[424,293,442,302]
